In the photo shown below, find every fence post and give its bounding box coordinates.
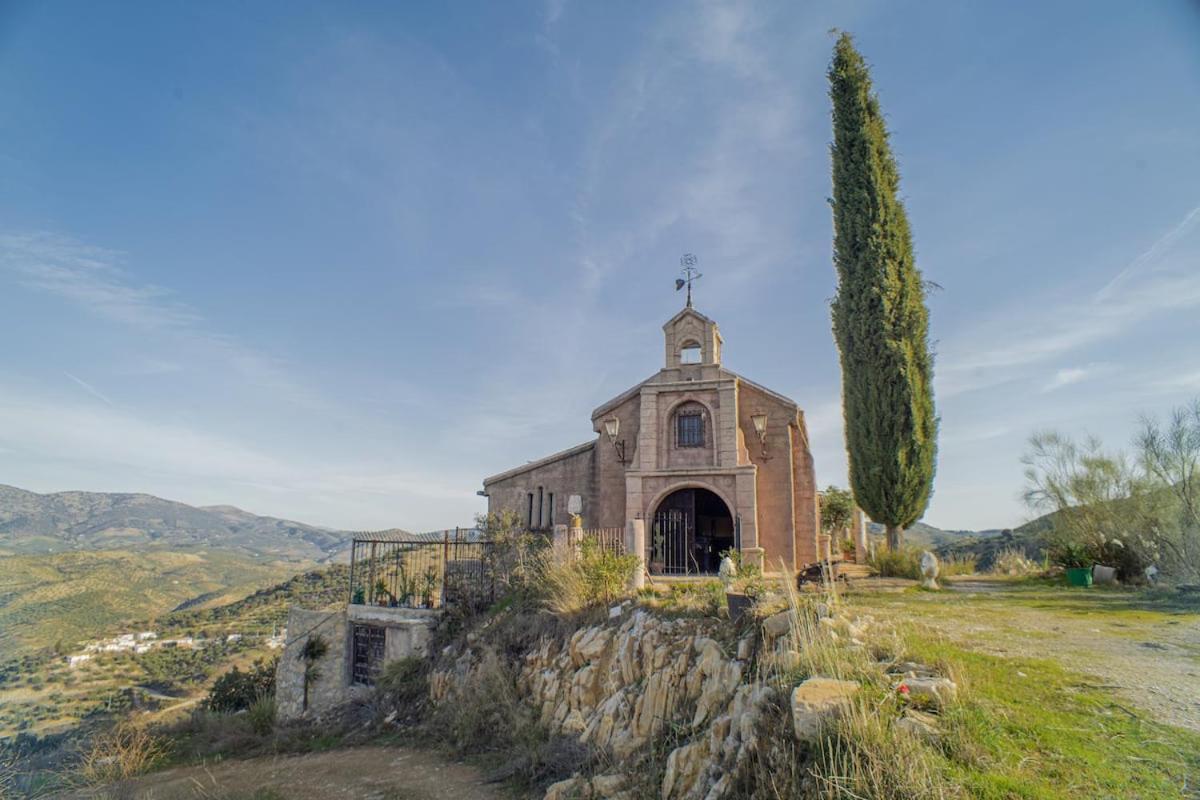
[567,519,583,559]
[441,530,450,607]
[626,518,646,591]
[854,510,868,565]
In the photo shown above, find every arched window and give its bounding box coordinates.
[674,402,706,447]
[679,340,702,364]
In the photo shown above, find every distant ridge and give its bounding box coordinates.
[0,483,352,562]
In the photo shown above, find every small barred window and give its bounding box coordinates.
[677,412,705,447]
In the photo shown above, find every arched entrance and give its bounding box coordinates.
[650,487,735,575]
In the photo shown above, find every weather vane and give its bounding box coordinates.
[675,253,701,308]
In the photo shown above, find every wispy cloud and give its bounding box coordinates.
[938,204,1200,397]
[1040,363,1111,393]
[63,371,113,406]
[0,232,320,406]
[0,382,477,529]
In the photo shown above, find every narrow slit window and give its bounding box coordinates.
[527,493,534,528]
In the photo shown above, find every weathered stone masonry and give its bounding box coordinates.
[482,306,820,572]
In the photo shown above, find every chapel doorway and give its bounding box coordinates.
[650,487,734,575]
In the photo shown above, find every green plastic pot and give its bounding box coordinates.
[1066,567,1093,587]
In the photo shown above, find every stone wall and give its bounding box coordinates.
[276,605,439,722]
[484,442,598,528]
[276,607,352,722]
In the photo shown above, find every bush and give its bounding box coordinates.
[870,547,922,579]
[376,656,429,717]
[536,539,639,613]
[247,694,276,736]
[204,658,277,713]
[77,721,167,785]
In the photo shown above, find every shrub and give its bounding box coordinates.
[246,694,276,736]
[204,658,277,713]
[77,721,167,785]
[536,539,639,613]
[376,656,429,717]
[577,539,640,605]
[870,547,922,579]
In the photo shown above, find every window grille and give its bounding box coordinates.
[677,412,704,447]
[351,624,386,686]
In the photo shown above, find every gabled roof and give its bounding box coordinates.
[482,440,596,486]
[661,305,715,330]
[720,368,800,412]
[590,367,802,421]
[590,371,659,420]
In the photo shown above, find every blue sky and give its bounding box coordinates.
[1,1,1198,532]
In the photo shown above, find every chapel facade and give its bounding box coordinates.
[481,306,820,574]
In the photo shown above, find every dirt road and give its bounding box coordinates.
[851,577,1200,731]
[71,746,505,800]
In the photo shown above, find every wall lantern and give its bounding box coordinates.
[751,413,770,459]
[605,417,628,464]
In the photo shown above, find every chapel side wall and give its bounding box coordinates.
[791,411,821,566]
[484,445,597,529]
[738,383,801,570]
[593,394,640,528]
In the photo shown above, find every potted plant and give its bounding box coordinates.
[351,586,365,605]
[1052,542,1093,587]
[841,537,856,562]
[649,528,667,574]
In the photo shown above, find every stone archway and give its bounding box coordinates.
[649,487,735,575]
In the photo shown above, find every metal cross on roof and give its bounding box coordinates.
[675,253,701,308]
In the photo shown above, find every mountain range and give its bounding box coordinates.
[0,484,353,562]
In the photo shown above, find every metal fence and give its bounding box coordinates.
[565,526,626,556]
[348,528,495,610]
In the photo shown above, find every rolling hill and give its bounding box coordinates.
[865,520,1004,549]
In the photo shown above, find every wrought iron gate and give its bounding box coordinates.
[652,509,699,575]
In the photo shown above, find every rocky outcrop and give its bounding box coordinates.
[431,608,778,800]
[429,602,958,800]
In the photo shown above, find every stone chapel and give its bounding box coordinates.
[481,305,820,574]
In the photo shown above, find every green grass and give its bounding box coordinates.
[903,634,1200,798]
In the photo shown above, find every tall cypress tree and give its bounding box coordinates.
[828,33,937,550]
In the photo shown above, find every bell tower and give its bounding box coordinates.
[663,307,722,369]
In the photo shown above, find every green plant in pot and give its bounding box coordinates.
[650,527,667,574]
[1051,542,1094,587]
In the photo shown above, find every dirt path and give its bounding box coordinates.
[72,746,506,800]
[850,578,1200,731]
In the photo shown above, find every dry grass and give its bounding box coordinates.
[537,543,593,614]
[989,546,1040,576]
[76,719,169,786]
[742,571,962,799]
